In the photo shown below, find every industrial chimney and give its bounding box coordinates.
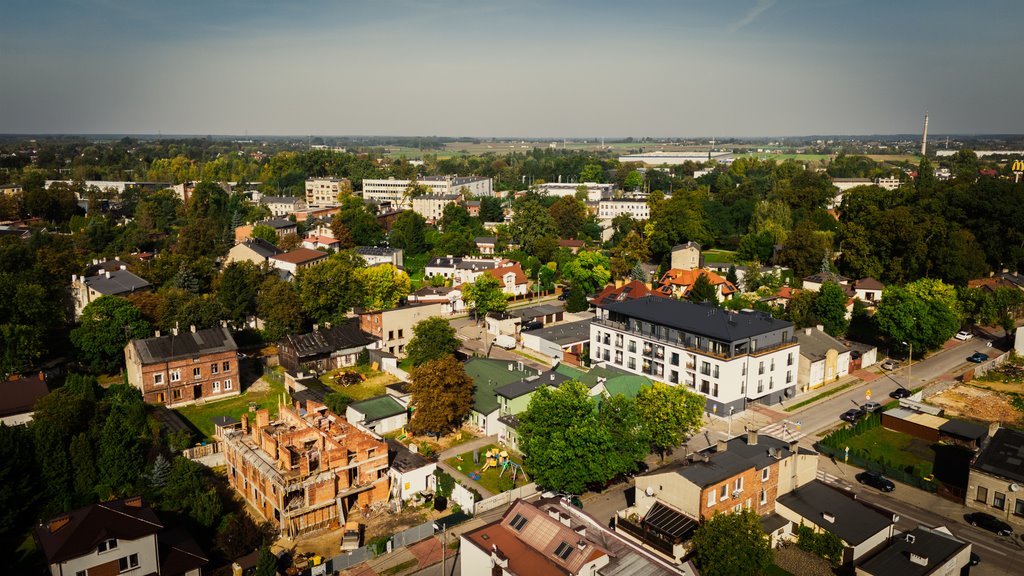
[921,112,929,157]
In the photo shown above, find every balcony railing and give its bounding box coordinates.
[595,317,797,360]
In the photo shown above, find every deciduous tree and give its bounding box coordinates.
[462,273,507,321]
[357,263,411,311]
[71,296,152,374]
[814,281,849,337]
[691,510,772,576]
[408,356,474,436]
[404,317,460,368]
[875,278,960,353]
[297,252,365,324]
[636,382,705,460]
[562,251,611,295]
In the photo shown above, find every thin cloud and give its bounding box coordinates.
[730,0,776,33]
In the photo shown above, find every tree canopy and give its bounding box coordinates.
[635,382,705,459]
[408,356,474,436]
[692,510,773,576]
[404,317,460,367]
[71,296,152,374]
[462,273,507,320]
[875,278,960,354]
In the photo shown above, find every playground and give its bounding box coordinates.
[444,445,528,494]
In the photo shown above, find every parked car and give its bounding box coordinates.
[521,320,543,331]
[969,552,981,566]
[967,352,989,363]
[841,408,866,423]
[881,359,899,370]
[889,387,912,399]
[557,290,571,301]
[856,471,895,492]
[966,512,1013,536]
[862,401,882,413]
[955,330,973,341]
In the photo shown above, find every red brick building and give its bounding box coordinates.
[124,326,240,406]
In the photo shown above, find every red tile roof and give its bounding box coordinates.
[486,264,528,285]
[590,280,667,306]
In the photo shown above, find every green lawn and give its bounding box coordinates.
[319,368,396,399]
[175,377,285,440]
[404,252,432,288]
[702,249,738,264]
[445,444,528,494]
[844,425,934,477]
[765,564,795,576]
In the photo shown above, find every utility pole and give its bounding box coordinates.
[440,522,447,576]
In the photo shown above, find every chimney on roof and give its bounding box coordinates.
[909,553,928,566]
[816,324,824,332]
[105,271,111,279]
[559,512,571,527]
[549,509,560,520]
[313,324,319,332]
[577,539,587,550]
[172,327,178,336]
[48,516,71,533]
[155,330,160,337]
[190,325,196,333]
[747,430,758,446]
[804,327,812,335]
[120,264,126,270]
[822,512,835,523]
[789,440,799,453]
[124,496,143,508]
[717,439,728,452]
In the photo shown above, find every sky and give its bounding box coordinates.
[1,0,1021,137]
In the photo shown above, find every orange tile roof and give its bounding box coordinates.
[487,264,528,285]
[659,268,738,296]
[590,280,667,306]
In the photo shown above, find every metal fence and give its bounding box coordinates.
[302,518,442,576]
[181,442,221,460]
[815,443,938,492]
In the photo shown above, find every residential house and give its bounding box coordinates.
[465,358,538,437]
[590,280,667,307]
[301,234,340,251]
[0,372,49,426]
[759,286,801,309]
[224,238,282,266]
[521,319,591,366]
[425,256,499,282]
[597,198,651,221]
[0,183,23,196]
[705,262,790,291]
[292,205,341,222]
[346,395,408,435]
[475,236,496,255]
[269,248,329,279]
[857,525,972,576]
[966,427,1024,529]
[411,193,460,223]
[874,176,902,191]
[305,177,350,205]
[358,302,446,357]
[558,238,585,254]
[592,296,800,413]
[479,262,530,297]
[125,326,240,406]
[465,200,481,217]
[356,246,404,268]
[849,277,885,305]
[71,262,153,320]
[221,400,389,537]
[508,304,564,327]
[277,319,377,373]
[796,326,851,391]
[801,271,852,293]
[968,270,1024,294]
[844,339,878,370]
[233,218,298,243]
[461,498,687,576]
[259,195,307,217]
[670,242,702,271]
[776,480,896,565]
[407,286,464,314]
[387,438,437,502]
[658,268,738,301]
[34,496,206,576]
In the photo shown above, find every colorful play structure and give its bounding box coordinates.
[478,447,527,486]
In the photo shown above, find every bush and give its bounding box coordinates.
[434,469,455,498]
[796,523,845,566]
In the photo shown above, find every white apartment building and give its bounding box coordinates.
[875,176,901,190]
[598,198,651,220]
[591,296,799,414]
[411,193,460,223]
[259,195,306,217]
[536,181,615,202]
[304,177,351,206]
[362,176,492,209]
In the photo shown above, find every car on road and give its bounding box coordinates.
[966,512,1013,536]
[841,408,866,423]
[969,552,980,566]
[955,330,973,341]
[881,359,899,370]
[889,387,912,399]
[856,470,895,492]
[557,290,570,301]
[967,352,989,363]
[862,401,882,413]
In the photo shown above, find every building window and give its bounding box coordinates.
[760,490,767,505]
[712,382,719,397]
[771,359,775,371]
[224,379,233,391]
[615,334,623,347]
[670,370,679,384]
[720,485,728,500]
[213,381,221,392]
[701,361,711,376]
[172,389,182,400]
[554,541,573,560]
[118,553,139,572]
[762,467,770,481]
[628,340,637,353]
[223,361,230,372]
[193,367,201,379]
[976,486,988,503]
[994,491,1006,510]
[759,361,764,375]
[628,358,636,370]
[211,363,219,374]
[707,491,716,507]
[787,352,793,366]
[742,364,746,376]
[701,380,710,394]
[769,377,774,390]
[786,371,793,384]
[153,373,163,385]
[671,352,680,366]
[97,538,118,553]
[76,571,86,576]
[734,478,744,492]
[757,380,764,393]
[170,370,181,382]
[713,365,719,378]
[510,513,529,531]
[1015,499,1024,517]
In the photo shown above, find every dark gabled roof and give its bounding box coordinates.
[678,434,796,487]
[858,526,969,576]
[777,481,892,545]
[131,326,237,365]
[261,218,296,229]
[387,438,434,473]
[279,319,376,358]
[83,258,131,276]
[0,374,49,417]
[495,370,570,400]
[939,419,989,441]
[356,246,399,257]
[600,296,793,343]
[475,236,496,244]
[526,320,592,346]
[82,269,152,296]
[35,497,164,564]
[427,256,458,268]
[796,328,850,361]
[972,428,1024,484]
[498,413,521,430]
[158,526,209,575]
[238,237,282,259]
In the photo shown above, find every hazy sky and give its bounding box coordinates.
[1,0,1021,137]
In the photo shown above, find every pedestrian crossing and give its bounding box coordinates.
[757,420,806,442]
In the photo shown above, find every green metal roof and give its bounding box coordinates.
[464,358,537,416]
[555,364,653,399]
[348,395,406,421]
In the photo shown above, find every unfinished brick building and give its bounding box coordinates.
[221,399,390,537]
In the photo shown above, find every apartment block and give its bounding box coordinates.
[362,175,492,210]
[222,400,389,538]
[591,296,799,413]
[124,326,240,406]
[305,177,351,206]
[358,302,447,357]
[597,198,650,220]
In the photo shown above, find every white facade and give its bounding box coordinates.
[260,195,306,216]
[597,199,650,220]
[875,176,901,190]
[362,176,492,208]
[619,151,732,165]
[536,181,615,202]
[50,534,163,576]
[389,461,437,501]
[304,177,349,205]
[411,194,460,222]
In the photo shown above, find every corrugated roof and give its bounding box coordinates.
[131,326,237,364]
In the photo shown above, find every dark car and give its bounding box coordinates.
[890,387,912,399]
[841,408,866,423]
[966,512,1013,536]
[856,471,895,492]
[557,290,571,301]
[969,552,980,566]
[521,320,543,331]
[967,352,989,363]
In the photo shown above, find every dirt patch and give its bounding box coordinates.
[774,545,834,576]
[971,380,1024,394]
[400,428,481,457]
[929,385,1022,424]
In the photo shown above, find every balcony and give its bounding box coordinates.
[594,317,798,360]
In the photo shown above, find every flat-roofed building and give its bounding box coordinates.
[305,177,350,206]
[362,176,492,209]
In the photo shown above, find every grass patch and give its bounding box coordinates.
[444,444,528,494]
[785,382,854,412]
[765,564,795,576]
[843,425,934,477]
[404,252,432,288]
[701,249,738,264]
[320,368,396,399]
[175,376,285,440]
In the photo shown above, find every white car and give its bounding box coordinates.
[955,330,973,341]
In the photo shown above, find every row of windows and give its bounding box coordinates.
[153,361,231,385]
[976,486,1024,516]
[707,469,772,507]
[158,379,233,402]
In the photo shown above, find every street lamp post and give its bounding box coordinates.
[902,340,913,390]
[728,406,735,437]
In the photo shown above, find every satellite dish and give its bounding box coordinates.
[645,486,655,497]
[1010,483,1020,492]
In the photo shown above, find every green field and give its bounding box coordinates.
[175,376,286,440]
[843,426,934,477]
[702,249,738,264]
[445,444,527,494]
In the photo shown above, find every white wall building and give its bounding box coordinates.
[259,195,307,217]
[598,198,651,220]
[362,176,492,209]
[592,296,799,414]
[304,177,350,206]
[619,151,732,165]
[536,181,615,202]
[411,193,460,223]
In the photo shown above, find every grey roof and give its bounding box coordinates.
[601,296,793,343]
[475,236,496,244]
[84,258,131,276]
[131,326,237,365]
[497,413,520,430]
[83,269,152,296]
[495,370,570,400]
[238,238,282,259]
[777,481,892,545]
[356,246,399,257]
[279,319,376,359]
[677,434,796,487]
[527,319,592,346]
[796,328,850,361]
[261,218,296,230]
[760,512,789,534]
[387,438,433,473]
[972,428,1024,483]
[859,526,969,576]
[0,374,49,417]
[509,304,564,319]
[455,259,497,271]
[938,419,988,441]
[427,256,457,268]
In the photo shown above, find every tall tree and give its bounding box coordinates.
[404,317,460,368]
[250,224,279,246]
[562,251,611,295]
[389,210,428,255]
[256,275,304,340]
[217,261,263,326]
[691,510,772,576]
[297,252,365,324]
[462,273,508,321]
[0,423,38,543]
[777,221,833,278]
[814,281,849,337]
[408,356,474,436]
[357,264,411,311]
[549,196,587,238]
[71,296,152,374]
[875,278,960,353]
[610,230,650,280]
[597,394,651,476]
[688,273,720,305]
[635,382,705,460]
